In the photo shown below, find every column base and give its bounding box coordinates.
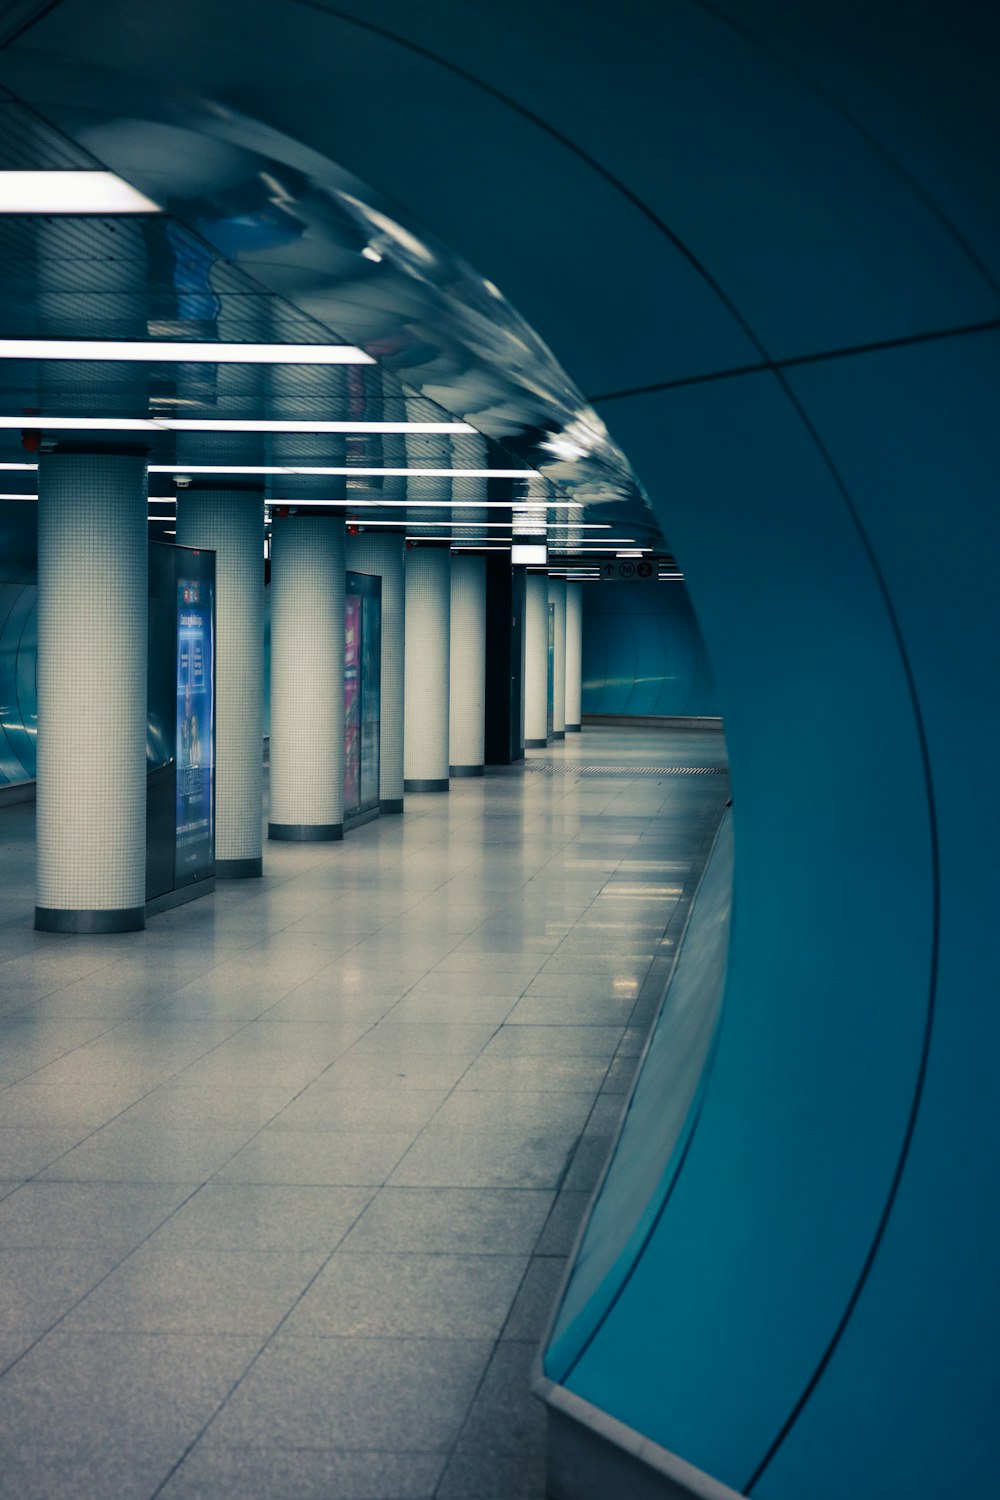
[449,764,484,778]
[404,778,450,793]
[525,738,548,749]
[565,723,582,732]
[35,905,145,934]
[380,798,405,814]
[553,729,566,740]
[268,823,343,842]
[216,856,264,878]
[344,806,379,833]
[146,879,215,917]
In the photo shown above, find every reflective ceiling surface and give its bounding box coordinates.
[0,80,669,562]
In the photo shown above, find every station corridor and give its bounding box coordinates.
[0,725,728,1499]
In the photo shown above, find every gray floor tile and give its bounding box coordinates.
[115,1084,296,1129]
[506,991,638,1026]
[63,1246,325,1334]
[385,992,518,1024]
[0,1125,94,1177]
[503,1256,568,1341]
[313,1053,474,1092]
[268,1087,448,1133]
[389,1131,578,1190]
[206,1336,492,1452]
[0,1247,120,1337]
[562,1133,615,1191]
[0,1447,183,1499]
[0,1082,150,1128]
[213,1130,416,1186]
[479,1024,623,1059]
[536,1191,592,1255]
[437,1343,546,1499]
[601,1053,642,1094]
[403,971,531,1000]
[37,1124,254,1184]
[0,1331,261,1458]
[350,1022,498,1057]
[158,1444,445,1500]
[340,1188,553,1255]
[430,1090,593,1134]
[147,1184,373,1251]
[282,1251,527,1339]
[458,1054,610,1094]
[0,1182,192,1251]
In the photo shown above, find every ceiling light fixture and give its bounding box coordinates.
[350,518,612,530]
[264,496,581,510]
[151,464,535,478]
[0,416,475,435]
[0,171,161,214]
[0,340,374,365]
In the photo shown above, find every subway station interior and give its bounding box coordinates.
[0,3,997,1497]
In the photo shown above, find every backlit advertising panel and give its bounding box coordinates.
[345,571,381,824]
[176,576,214,881]
[344,591,362,815]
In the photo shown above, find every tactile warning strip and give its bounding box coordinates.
[522,763,728,776]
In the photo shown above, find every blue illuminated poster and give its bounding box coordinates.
[344,572,381,823]
[176,577,214,879]
[344,592,362,814]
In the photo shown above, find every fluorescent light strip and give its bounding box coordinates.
[0,341,374,365]
[0,415,475,434]
[409,537,513,545]
[0,171,161,215]
[151,465,536,478]
[348,519,612,530]
[0,491,36,499]
[267,496,580,510]
[0,463,39,471]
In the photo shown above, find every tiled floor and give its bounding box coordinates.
[0,725,728,1500]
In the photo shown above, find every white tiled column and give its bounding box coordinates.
[548,577,567,740]
[269,514,345,841]
[404,546,451,792]
[449,554,486,777]
[565,580,583,732]
[524,573,550,749]
[347,530,405,812]
[176,488,264,877]
[35,452,148,932]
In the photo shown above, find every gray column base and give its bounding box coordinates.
[146,879,215,917]
[449,764,484,778]
[404,778,450,793]
[216,856,264,879]
[566,723,582,733]
[269,823,343,842]
[35,905,145,935]
[553,729,566,740]
[344,806,379,833]
[380,798,405,814]
[525,738,548,749]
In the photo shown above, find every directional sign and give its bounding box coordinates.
[599,558,657,582]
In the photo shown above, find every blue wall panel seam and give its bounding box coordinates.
[744,369,942,1493]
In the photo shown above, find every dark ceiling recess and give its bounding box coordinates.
[0,1,65,49]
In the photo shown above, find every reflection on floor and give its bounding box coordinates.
[0,725,728,1500]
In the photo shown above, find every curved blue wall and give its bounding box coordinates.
[5,4,1000,1496]
[582,580,718,717]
